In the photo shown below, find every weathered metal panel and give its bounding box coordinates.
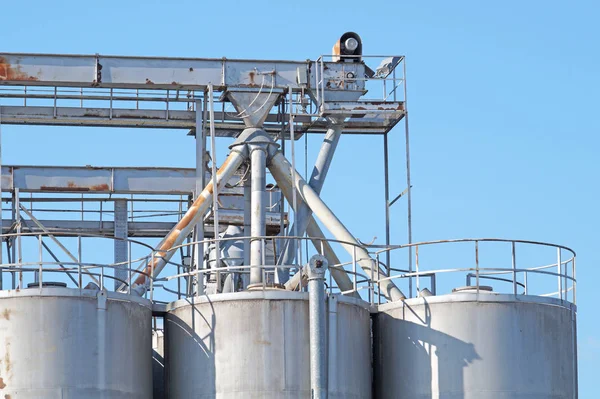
[165,291,371,399]
[0,288,152,398]
[0,53,311,89]
[373,293,577,399]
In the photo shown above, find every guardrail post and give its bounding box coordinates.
[38,234,43,292]
[475,241,479,294]
[557,248,562,301]
[415,245,419,296]
[511,242,517,295]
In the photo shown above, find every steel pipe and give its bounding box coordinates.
[250,147,267,284]
[284,217,357,298]
[268,150,405,301]
[307,254,328,399]
[134,145,247,286]
[243,167,251,287]
[279,122,343,269]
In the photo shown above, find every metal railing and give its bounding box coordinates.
[0,231,157,297]
[371,238,577,305]
[314,54,406,113]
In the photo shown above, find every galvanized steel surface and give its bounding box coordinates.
[165,291,371,399]
[373,293,577,399]
[0,288,152,398]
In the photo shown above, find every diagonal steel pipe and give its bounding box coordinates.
[278,121,343,274]
[267,144,405,302]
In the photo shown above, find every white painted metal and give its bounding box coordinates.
[0,288,152,398]
[373,293,577,399]
[165,291,371,398]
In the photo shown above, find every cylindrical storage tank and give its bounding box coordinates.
[0,287,152,398]
[166,291,371,398]
[373,293,577,399]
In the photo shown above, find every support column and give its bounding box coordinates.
[114,199,128,291]
[308,254,328,399]
[249,147,267,285]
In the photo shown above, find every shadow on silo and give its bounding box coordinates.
[164,297,217,398]
[373,301,480,399]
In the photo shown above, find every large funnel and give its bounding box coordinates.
[226,88,282,128]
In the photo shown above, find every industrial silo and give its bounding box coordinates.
[165,290,372,398]
[0,286,152,398]
[373,291,577,398]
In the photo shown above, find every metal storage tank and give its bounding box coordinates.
[373,292,577,399]
[0,286,152,398]
[166,290,371,399]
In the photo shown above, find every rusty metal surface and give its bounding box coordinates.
[0,288,152,398]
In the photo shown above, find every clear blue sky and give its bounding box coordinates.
[2,0,598,395]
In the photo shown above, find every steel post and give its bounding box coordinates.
[307,254,328,399]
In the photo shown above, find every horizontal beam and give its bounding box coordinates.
[5,213,284,238]
[0,165,278,195]
[1,165,198,194]
[0,53,363,91]
[0,105,394,135]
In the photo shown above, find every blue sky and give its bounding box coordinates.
[2,0,598,395]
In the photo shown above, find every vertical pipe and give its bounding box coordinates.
[208,86,220,291]
[307,254,328,399]
[197,98,206,295]
[403,60,414,299]
[249,148,267,285]
[195,98,206,295]
[383,133,391,278]
[327,293,338,396]
[288,87,300,282]
[243,169,251,286]
[15,189,21,289]
[114,199,128,291]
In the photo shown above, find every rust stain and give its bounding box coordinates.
[171,81,179,86]
[248,71,256,87]
[39,182,109,192]
[0,377,5,389]
[0,56,40,82]
[5,341,10,375]
[145,78,154,85]
[2,310,9,321]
